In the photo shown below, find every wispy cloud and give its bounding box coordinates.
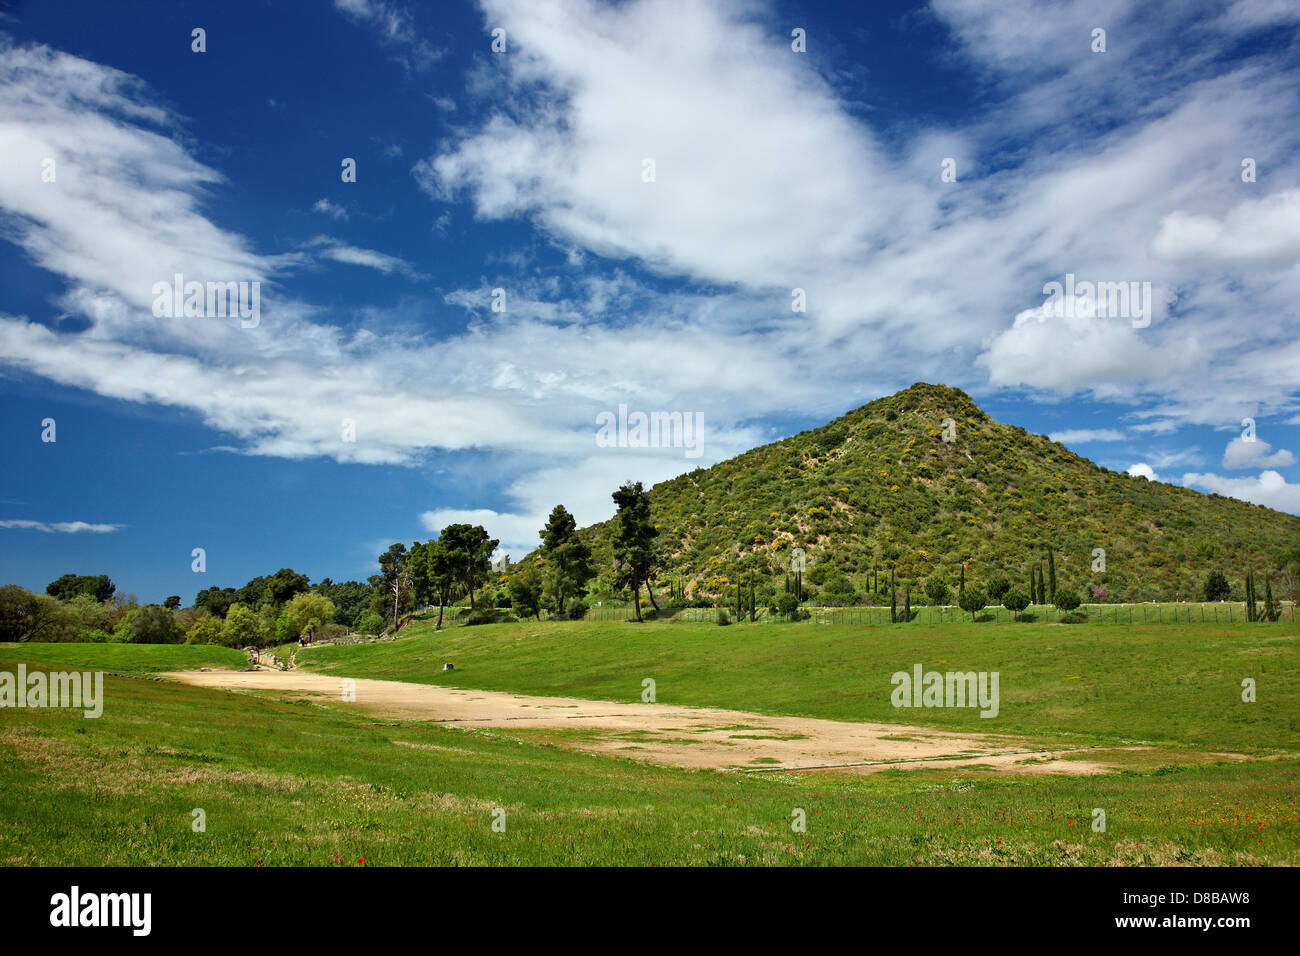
[311,198,349,221]
[305,236,427,279]
[0,519,123,533]
[1049,428,1126,443]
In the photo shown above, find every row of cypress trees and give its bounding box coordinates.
[1245,568,1283,622]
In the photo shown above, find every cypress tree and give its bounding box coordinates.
[890,588,897,624]
[903,587,911,623]
[959,564,966,593]
[1047,548,1057,602]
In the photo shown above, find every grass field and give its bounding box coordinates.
[297,617,1300,751]
[2,619,1297,866]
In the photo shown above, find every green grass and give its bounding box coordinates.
[296,619,1300,752]
[0,642,247,674]
[2,647,1297,866]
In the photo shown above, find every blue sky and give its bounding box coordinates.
[2,0,1299,603]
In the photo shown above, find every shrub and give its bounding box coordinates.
[958,587,987,621]
[77,627,114,644]
[716,608,731,626]
[1203,570,1231,602]
[1053,589,1081,612]
[313,622,347,643]
[775,593,800,620]
[466,604,499,626]
[924,579,951,606]
[986,576,1011,601]
[1003,589,1029,621]
[1059,611,1089,624]
[355,611,385,635]
[567,599,589,620]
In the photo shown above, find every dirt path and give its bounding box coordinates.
[167,668,1130,775]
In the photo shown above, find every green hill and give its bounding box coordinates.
[527,383,1300,604]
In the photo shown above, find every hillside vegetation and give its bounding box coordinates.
[535,383,1300,604]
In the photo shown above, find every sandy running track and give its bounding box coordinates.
[166,668,1121,775]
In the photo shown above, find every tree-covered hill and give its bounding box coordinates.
[525,383,1300,604]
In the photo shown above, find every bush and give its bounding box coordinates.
[958,588,987,621]
[1053,589,1081,612]
[567,599,589,620]
[1059,611,1089,624]
[924,579,951,606]
[77,627,114,643]
[466,604,499,626]
[716,608,731,626]
[355,611,385,635]
[313,622,347,643]
[1003,589,1030,620]
[1203,570,1231,602]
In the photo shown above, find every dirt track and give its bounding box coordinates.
[166,668,1128,775]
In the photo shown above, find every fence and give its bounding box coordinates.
[576,601,1296,626]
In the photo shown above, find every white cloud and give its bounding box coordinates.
[1127,462,1160,481]
[419,446,702,559]
[419,508,542,561]
[1222,436,1296,469]
[1147,447,1204,469]
[1220,0,1300,31]
[1181,469,1300,513]
[978,303,1186,393]
[1048,428,1126,443]
[305,236,427,279]
[3,4,1300,537]
[0,519,122,533]
[332,0,444,72]
[311,198,349,221]
[1152,188,1300,265]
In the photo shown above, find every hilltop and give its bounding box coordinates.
[526,383,1300,603]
